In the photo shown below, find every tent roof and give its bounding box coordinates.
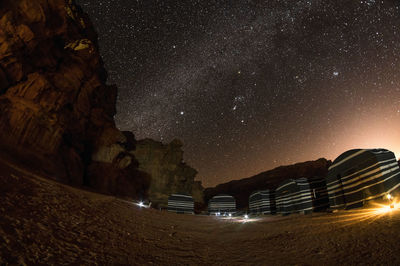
[213,194,234,199]
[330,148,390,170]
[276,179,296,191]
[169,194,193,198]
[249,189,270,197]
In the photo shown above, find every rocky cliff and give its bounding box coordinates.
[204,158,332,209]
[0,0,150,198]
[132,139,204,207]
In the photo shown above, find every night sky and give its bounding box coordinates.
[76,0,400,187]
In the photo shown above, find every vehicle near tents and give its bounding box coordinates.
[275,178,313,215]
[307,176,330,212]
[167,194,194,214]
[208,194,236,215]
[326,148,400,210]
[249,190,275,214]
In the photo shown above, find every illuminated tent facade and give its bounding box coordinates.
[308,176,330,212]
[167,194,194,214]
[208,194,236,215]
[327,149,400,210]
[276,178,313,215]
[249,190,275,214]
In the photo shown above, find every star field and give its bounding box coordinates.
[77,0,400,187]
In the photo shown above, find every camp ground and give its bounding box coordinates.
[326,149,400,210]
[208,194,236,215]
[167,148,400,217]
[249,190,275,214]
[167,194,194,214]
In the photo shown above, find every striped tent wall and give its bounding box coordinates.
[208,195,236,215]
[249,190,275,214]
[276,179,296,215]
[167,194,194,214]
[327,149,400,210]
[293,178,314,213]
[276,178,313,215]
[308,176,330,212]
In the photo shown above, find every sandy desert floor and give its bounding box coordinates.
[1,159,400,265]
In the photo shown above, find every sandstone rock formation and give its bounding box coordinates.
[204,158,332,209]
[0,0,150,198]
[132,139,204,207]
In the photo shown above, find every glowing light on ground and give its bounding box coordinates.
[317,199,400,226]
[134,201,150,208]
[215,214,260,223]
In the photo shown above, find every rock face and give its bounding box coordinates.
[0,0,149,198]
[132,139,203,207]
[204,158,332,209]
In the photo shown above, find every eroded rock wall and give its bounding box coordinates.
[0,0,149,198]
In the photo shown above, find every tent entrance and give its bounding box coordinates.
[337,174,347,206]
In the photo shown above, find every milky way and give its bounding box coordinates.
[76,0,400,187]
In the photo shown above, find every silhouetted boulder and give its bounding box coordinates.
[132,139,203,207]
[204,158,332,209]
[192,181,205,204]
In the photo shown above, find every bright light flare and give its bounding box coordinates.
[215,213,260,223]
[387,194,392,200]
[372,204,393,215]
[239,215,260,223]
[328,200,399,226]
[226,216,259,223]
[134,201,149,208]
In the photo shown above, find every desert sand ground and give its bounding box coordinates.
[1,160,400,265]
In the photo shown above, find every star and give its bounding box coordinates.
[77,0,400,187]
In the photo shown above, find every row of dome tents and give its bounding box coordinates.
[249,176,329,215]
[167,193,237,215]
[167,149,400,215]
[250,149,400,215]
